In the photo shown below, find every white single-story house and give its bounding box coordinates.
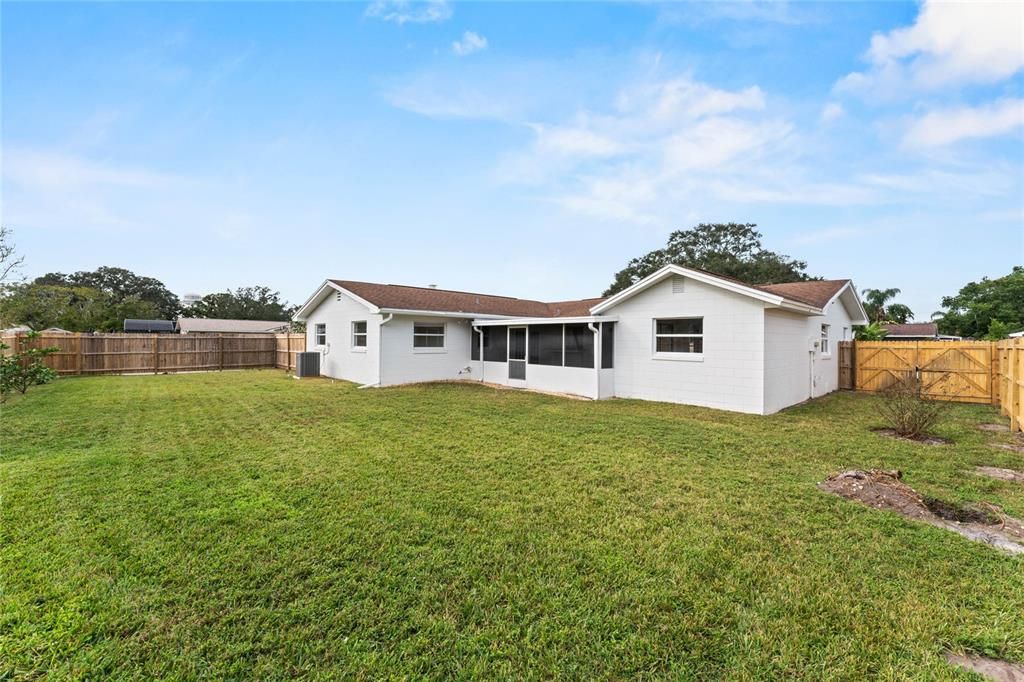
[293,265,869,415]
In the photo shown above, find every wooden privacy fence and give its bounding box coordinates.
[1,332,306,375]
[839,338,1024,431]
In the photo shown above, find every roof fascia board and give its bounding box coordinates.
[590,264,784,314]
[377,308,513,320]
[472,315,618,327]
[293,281,379,321]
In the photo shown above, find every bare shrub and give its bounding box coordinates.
[878,374,948,440]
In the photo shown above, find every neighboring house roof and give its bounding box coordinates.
[124,319,176,333]
[1009,329,1024,338]
[881,322,938,337]
[176,318,290,333]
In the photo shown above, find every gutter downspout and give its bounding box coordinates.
[361,313,393,389]
[472,323,484,382]
[588,322,600,400]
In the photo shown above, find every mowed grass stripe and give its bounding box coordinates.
[1,371,1022,679]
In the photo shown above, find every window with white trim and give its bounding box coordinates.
[315,323,327,346]
[413,323,445,349]
[821,324,830,355]
[654,318,703,354]
[351,321,367,348]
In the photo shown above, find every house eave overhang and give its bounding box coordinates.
[378,308,513,320]
[828,281,870,325]
[471,315,617,327]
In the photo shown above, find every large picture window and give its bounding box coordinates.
[483,326,507,362]
[528,326,563,366]
[563,324,595,368]
[315,323,327,346]
[413,323,445,349]
[351,321,367,348]
[654,318,703,354]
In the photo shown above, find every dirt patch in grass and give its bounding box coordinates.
[819,470,1024,555]
[974,467,1024,484]
[871,427,950,446]
[991,442,1024,454]
[978,423,1011,432]
[945,653,1024,681]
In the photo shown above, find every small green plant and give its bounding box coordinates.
[983,319,1010,341]
[0,332,59,401]
[855,322,888,340]
[878,374,948,439]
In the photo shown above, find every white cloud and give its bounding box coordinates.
[836,0,1024,95]
[452,31,487,57]
[365,0,451,25]
[902,98,1024,148]
[820,102,844,123]
[4,149,177,190]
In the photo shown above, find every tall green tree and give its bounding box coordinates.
[0,283,161,332]
[604,223,813,296]
[861,288,914,324]
[936,266,1024,338]
[34,266,180,320]
[187,286,294,321]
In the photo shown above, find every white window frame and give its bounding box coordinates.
[314,323,327,347]
[652,317,704,362]
[351,320,367,352]
[413,322,446,353]
[820,323,831,357]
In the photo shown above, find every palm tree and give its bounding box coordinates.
[861,288,913,324]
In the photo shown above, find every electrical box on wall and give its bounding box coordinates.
[808,337,820,352]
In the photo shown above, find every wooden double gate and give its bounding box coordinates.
[838,339,1024,428]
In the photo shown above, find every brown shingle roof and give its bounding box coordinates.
[881,322,938,337]
[755,280,850,308]
[330,280,605,318]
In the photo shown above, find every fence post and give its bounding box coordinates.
[1012,339,1021,432]
[76,333,83,375]
[219,334,224,371]
[287,334,292,371]
[153,334,159,374]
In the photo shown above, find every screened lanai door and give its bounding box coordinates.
[508,327,527,385]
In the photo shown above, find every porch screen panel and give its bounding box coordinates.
[601,322,614,369]
[563,324,595,368]
[528,325,563,366]
[471,329,481,361]
[483,326,507,362]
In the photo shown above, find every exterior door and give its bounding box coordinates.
[508,327,527,385]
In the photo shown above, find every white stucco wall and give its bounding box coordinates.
[379,315,478,386]
[304,292,380,385]
[605,276,766,414]
[763,295,856,413]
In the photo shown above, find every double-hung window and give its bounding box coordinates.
[413,323,446,350]
[820,324,830,355]
[315,323,327,346]
[351,321,367,349]
[654,318,703,355]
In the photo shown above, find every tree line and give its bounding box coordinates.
[0,225,1020,338]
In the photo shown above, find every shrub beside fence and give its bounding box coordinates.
[839,338,1023,432]
[0,332,306,375]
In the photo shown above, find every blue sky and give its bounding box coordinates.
[2,0,1022,318]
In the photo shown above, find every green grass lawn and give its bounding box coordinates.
[2,371,1023,679]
